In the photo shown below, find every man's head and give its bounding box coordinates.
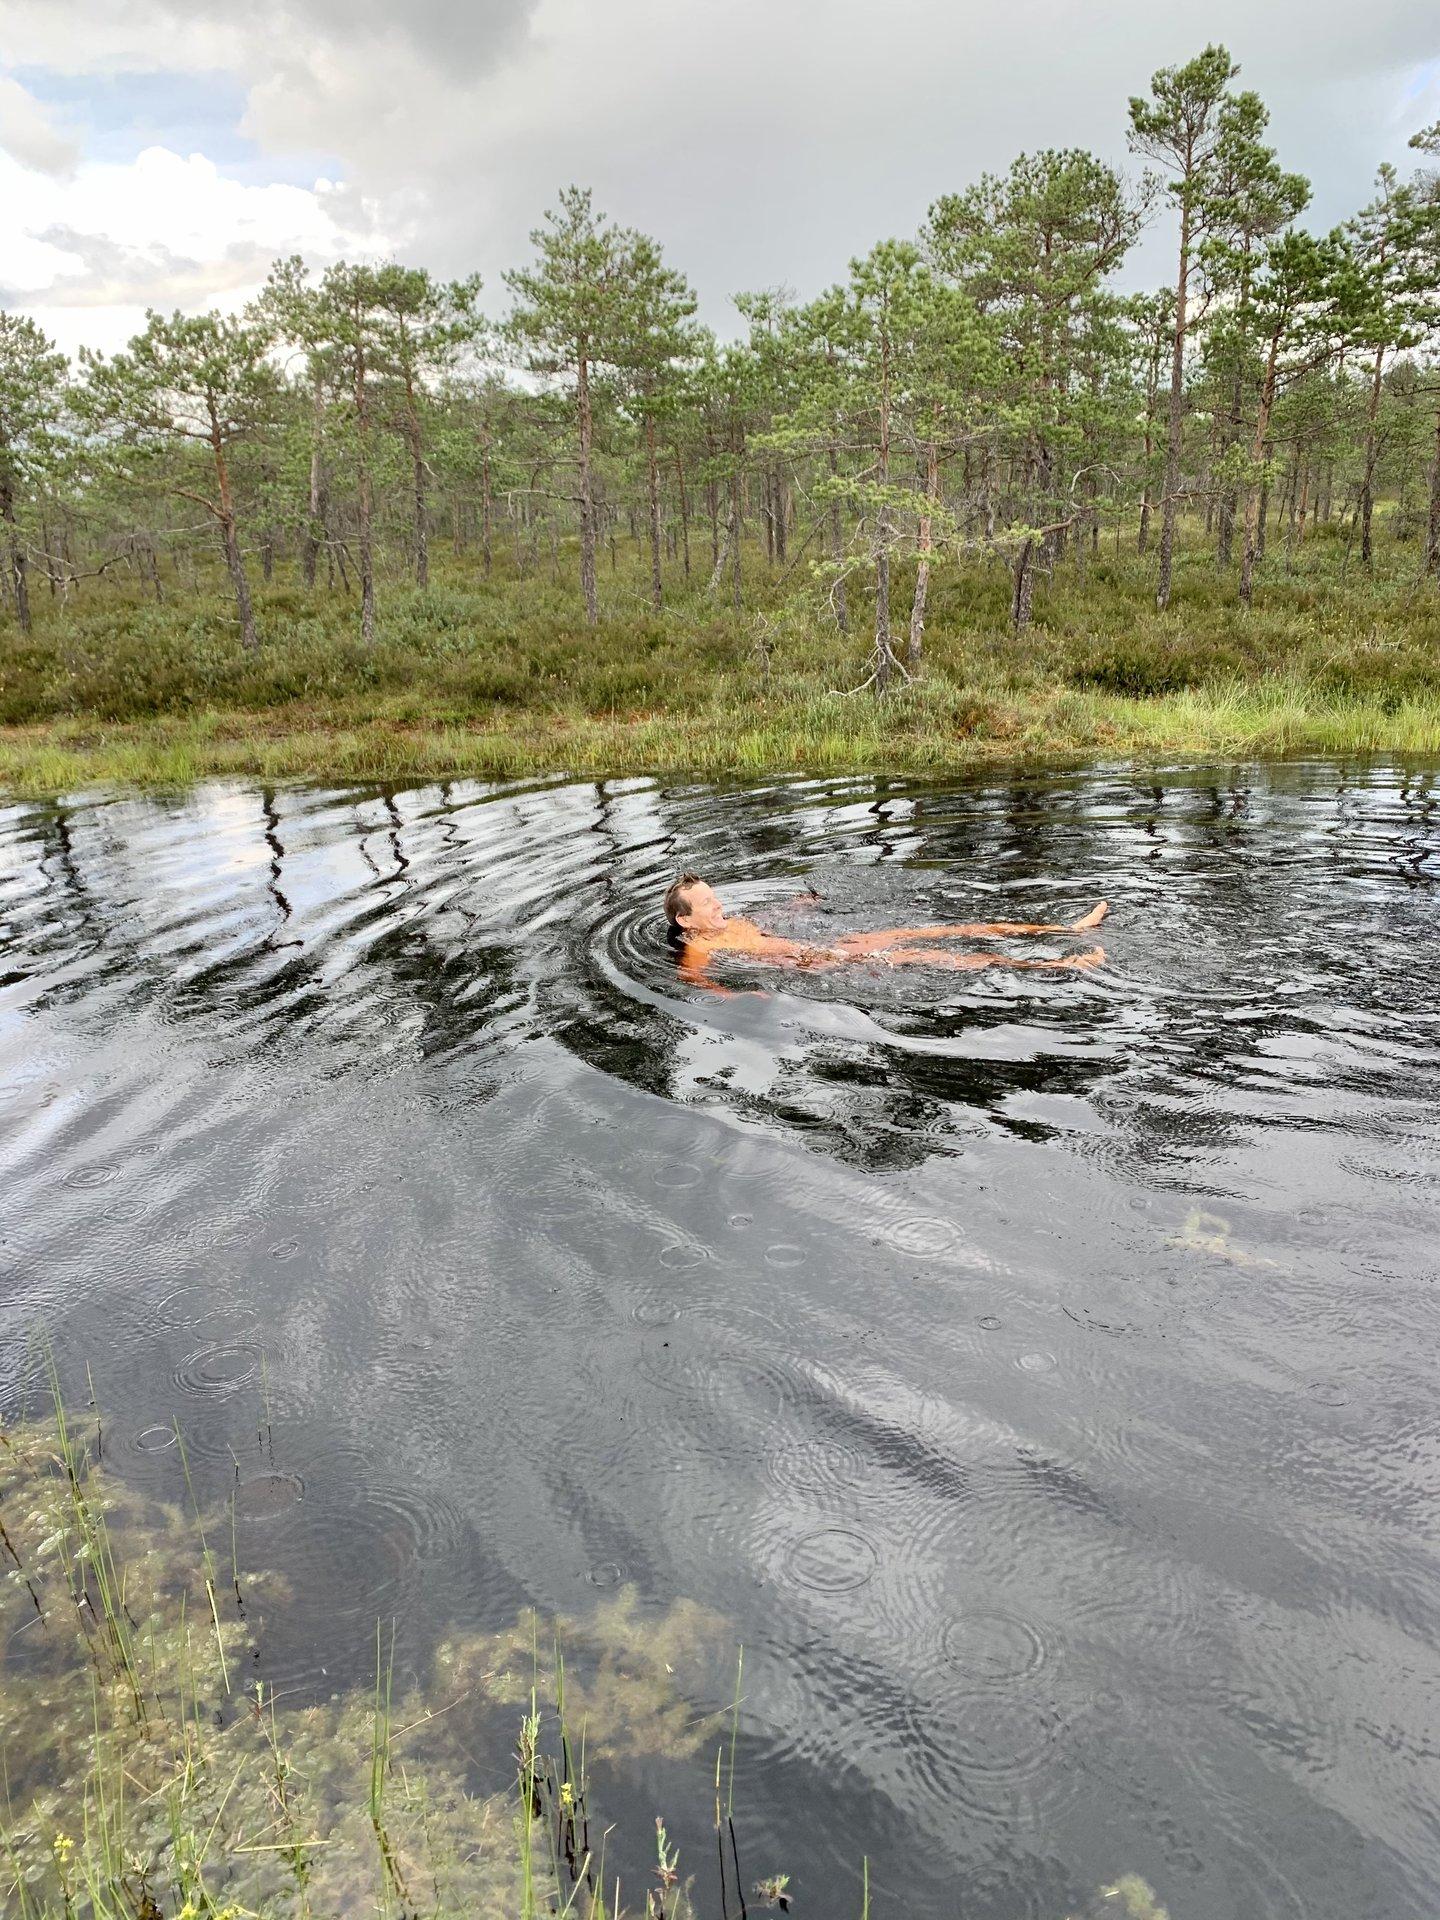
[663,872,726,936]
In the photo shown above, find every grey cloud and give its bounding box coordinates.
[292,0,1439,326]
[25,225,277,308]
[7,0,1440,334]
[149,0,539,77]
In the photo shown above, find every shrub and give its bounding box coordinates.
[1062,637,1247,696]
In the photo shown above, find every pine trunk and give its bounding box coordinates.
[1239,343,1279,608]
[674,447,691,577]
[303,366,324,590]
[576,348,598,625]
[1360,343,1384,568]
[353,348,376,643]
[1157,196,1192,611]
[1011,538,1035,632]
[873,322,894,689]
[828,442,848,633]
[212,435,258,653]
[0,470,31,637]
[1291,461,1311,562]
[731,470,742,612]
[405,372,428,588]
[908,434,938,670]
[1216,260,1249,570]
[645,414,663,610]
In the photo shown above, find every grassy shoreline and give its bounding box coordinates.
[3,539,1438,792]
[3,680,1440,794]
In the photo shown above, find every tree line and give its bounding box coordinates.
[2,44,1439,691]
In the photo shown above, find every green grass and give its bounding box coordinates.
[2,522,1437,792]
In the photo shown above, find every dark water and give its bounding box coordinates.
[3,764,1440,1918]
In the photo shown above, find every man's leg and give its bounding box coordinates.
[869,945,1104,972]
[837,903,1107,952]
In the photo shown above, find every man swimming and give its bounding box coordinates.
[662,874,1107,985]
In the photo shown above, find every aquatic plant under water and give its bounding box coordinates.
[0,1395,1169,1919]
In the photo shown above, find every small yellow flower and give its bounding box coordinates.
[51,1834,74,1858]
[559,1781,575,1810]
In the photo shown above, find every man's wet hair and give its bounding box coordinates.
[663,872,703,928]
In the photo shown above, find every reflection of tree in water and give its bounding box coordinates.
[9,788,531,1075]
[21,807,107,978]
[260,785,301,948]
[18,802,181,1024]
[6,767,1436,1164]
[171,788,529,1069]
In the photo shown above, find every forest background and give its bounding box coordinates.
[2,44,1440,789]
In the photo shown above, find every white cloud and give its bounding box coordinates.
[0,146,385,356]
[1,0,1438,355]
[0,73,80,177]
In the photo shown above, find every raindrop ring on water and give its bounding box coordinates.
[630,1288,682,1328]
[174,1343,263,1395]
[1308,1380,1350,1406]
[764,1243,806,1269]
[782,1526,879,1594]
[656,1242,709,1270]
[886,1215,958,1258]
[653,1161,703,1191]
[233,1471,305,1521]
[64,1164,118,1190]
[941,1608,1049,1684]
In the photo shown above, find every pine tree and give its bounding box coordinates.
[368,266,486,588]
[614,234,698,610]
[506,188,634,626]
[1347,166,1424,567]
[80,310,279,651]
[1404,122,1440,575]
[1230,232,1374,604]
[1129,44,1240,609]
[0,314,67,636]
[1200,91,1310,567]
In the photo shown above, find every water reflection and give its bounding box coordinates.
[2,763,1439,1919]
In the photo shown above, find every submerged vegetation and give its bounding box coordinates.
[1,45,1439,788]
[0,1392,730,1919]
[0,1393,1174,1919]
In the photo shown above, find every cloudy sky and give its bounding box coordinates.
[3,0,1439,356]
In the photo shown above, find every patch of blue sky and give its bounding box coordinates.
[1398,58,1440,108]
[12,65,340,184]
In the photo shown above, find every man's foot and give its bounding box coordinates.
[1072,901,1109,931]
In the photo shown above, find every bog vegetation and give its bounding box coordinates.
[1,43,1439,785]
[0,1391,1171,1920]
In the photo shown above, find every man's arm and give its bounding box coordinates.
[679,928,819,990]
[680,928,840,987]
[677,941,713,987]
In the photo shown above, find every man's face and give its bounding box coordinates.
[677,880,726,934]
